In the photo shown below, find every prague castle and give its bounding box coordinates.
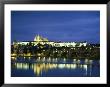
[11,35,99,60]
[34,34,49,42]
[13,35,87,47]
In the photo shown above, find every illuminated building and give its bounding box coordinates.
[12,35,87,47]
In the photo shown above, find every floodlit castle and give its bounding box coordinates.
[13,35,87,47]
[34,35,49,42]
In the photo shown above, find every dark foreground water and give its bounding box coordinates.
[11,58,100,77]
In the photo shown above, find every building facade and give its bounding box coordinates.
[12,35,87,47]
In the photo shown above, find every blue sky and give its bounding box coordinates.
[11,11,100,44]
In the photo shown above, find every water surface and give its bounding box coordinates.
[11,58,100,77]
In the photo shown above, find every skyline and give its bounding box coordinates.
[11,11,100,44]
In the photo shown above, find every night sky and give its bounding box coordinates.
[11,11,100,44]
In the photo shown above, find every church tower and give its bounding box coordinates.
[34,34,49,45]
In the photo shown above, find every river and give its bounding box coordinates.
[11,58,100,77]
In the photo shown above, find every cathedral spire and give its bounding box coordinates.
[34,34,48,42]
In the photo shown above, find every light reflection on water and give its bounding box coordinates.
[11,58,100,77]
[11,56,94,64]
